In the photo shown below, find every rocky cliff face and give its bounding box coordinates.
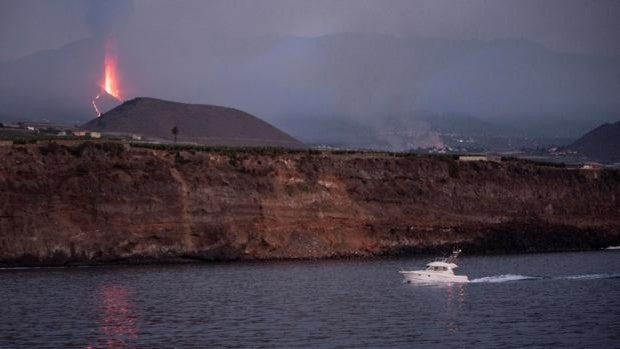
[1,142,619,266]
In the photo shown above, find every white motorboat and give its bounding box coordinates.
[400,249,469,283]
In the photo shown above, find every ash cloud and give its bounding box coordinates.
[86,0,134,37]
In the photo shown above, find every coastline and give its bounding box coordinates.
[1,142,619,268]
[1,247,618,270]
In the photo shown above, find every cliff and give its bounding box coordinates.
[0,142,619,266]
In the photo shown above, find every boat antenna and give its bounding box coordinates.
[445,248,462,263]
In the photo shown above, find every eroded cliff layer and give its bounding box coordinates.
[0,142,619,266]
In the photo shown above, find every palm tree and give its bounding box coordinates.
[171,125,179,143]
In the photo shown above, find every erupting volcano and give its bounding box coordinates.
[103,52,122,100]
[92,42,123,116]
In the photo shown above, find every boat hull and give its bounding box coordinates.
[400,271,469,283]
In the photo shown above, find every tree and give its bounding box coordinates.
[172,125,179,143]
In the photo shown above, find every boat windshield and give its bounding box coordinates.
[427,266,449,271]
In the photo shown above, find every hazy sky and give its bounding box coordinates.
[0,0,619,141]
[1,0,620,61]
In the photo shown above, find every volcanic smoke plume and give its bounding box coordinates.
[92,41,123,116]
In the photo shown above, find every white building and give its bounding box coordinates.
[458,155,501,162]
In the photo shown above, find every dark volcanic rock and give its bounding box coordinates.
[0,142,619,266]
[83,97,305,148]
[568,120,620,163]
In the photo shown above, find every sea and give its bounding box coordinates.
[1,250,619,348]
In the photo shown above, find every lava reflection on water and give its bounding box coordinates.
[88,285,138,349]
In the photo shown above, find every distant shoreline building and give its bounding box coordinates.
[458,155,502,162]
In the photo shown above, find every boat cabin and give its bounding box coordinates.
[425,261,458,273]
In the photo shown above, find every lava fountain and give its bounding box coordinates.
[92,42,123,116]
[103,51,122,100]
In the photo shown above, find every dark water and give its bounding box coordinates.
[1,250,619,348]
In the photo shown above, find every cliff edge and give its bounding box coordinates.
[0,142,618,266]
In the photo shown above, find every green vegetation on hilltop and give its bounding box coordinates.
[129,142,321,156]
[9,138,573,170]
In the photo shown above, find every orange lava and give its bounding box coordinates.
[92,94,103,117]
[103,51,122,101]
[92,42,123,117]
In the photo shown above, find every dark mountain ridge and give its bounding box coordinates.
[569,120,620,163]
[83,97,305,148]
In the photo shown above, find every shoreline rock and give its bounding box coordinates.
[0,142,618,267]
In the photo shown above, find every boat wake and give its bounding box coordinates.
[555,273,620,280]
[469,274,541,283]
[469,273,620,283]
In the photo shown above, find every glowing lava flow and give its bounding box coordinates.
[103,52,122,100]
[92,94,103,116]
[92,46,123,117]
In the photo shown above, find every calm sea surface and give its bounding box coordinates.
[1,250,619,348]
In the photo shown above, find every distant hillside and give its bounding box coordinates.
[3,34,618,143]
[569,121,620,163]
[0,38,103,122]
[83,97,305,148]
[218,34,619,139]
[414,111,504,136]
